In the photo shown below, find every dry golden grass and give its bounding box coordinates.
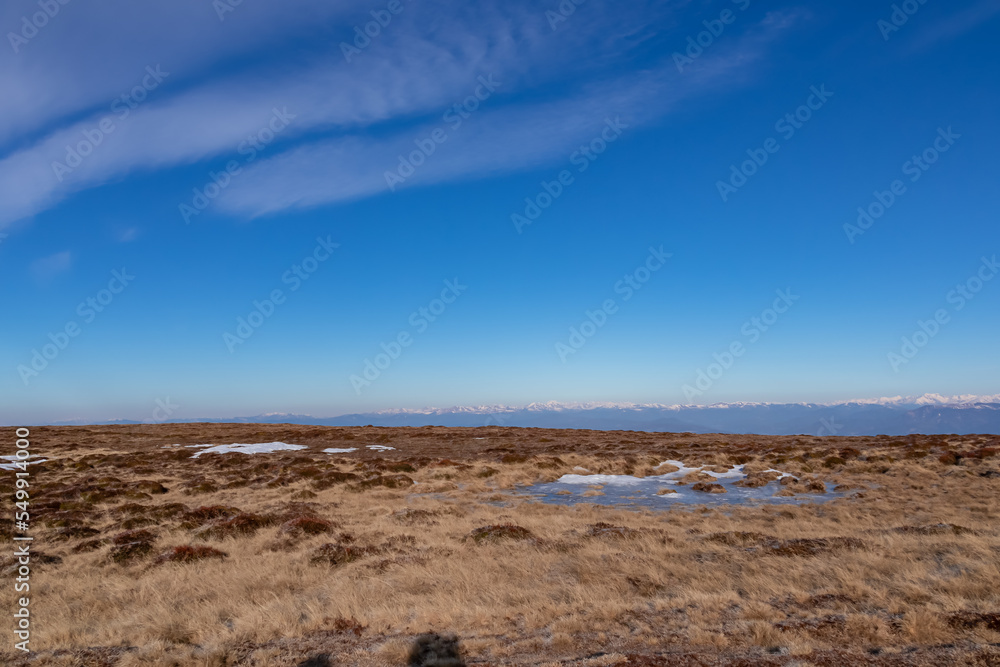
[1,425,999,665]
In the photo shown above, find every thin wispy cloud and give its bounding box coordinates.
[0,2,794,228]
[213,12,799,218]
[29,249,71,282]
[904,0,1000,52]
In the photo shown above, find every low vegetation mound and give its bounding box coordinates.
[354,474,414,490]
[585,522,641,539]
[196,512,276,539]
[468,523,534,543]
[279,516,335,537]
[691,482,726,494]
[391,508,438,525]
[893,523,976,536]
[109,529,157,564]
[179,505,242,529]
[309,542,380,566]
[155,545,228,564]
[707,531,864,557]
[949,611,1000,632]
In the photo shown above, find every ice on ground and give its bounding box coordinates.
[181,442,307,458]
[528,459,846,508]
[0,455,47,471]
[324,448,358,454]
[557,473,647,486]
[555,461,788,486]
[367,445,395,451]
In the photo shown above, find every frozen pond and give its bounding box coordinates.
[519,460,851,508]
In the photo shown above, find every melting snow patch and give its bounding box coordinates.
[554,461,752,486]
[0,455,47,471]
[367,445,395,451]
[529,459,845,508]
[184,442,307,459]
[557,474,645,486]
[324,448,358,454]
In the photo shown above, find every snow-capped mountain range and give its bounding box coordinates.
[365,394,1000,414]
[34,394,1000,435]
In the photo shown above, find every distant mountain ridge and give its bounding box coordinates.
[36,394,1000,435]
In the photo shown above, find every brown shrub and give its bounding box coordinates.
[72,538,106,553]
[134,480,169,495]
[309,543,379,566]
[585,522,641,539]
[734,474,773,488]
[468,524,534,544]
[113,502,189,520]
[179,506,242,529]
[893,523,976,536]
[197,512,276,539]
[707,531,772,547]
[112,529,156,546]
[2,551,62,575]
[279,516,335,537]
[325,616,365,636]
[691,482,726,494]
[707,532,863,557]
[312,471,360,490]
[154,545,228,564]
[391,509,438,525]
[355,474,414,490]
[967,447,998,460]
[109,529,157,564]
[948,612,1000,632]
[763,537,864,558]
[775,614,847,632]
[52,525,100,541]
[939,451,961,465]
[805,480,827,494]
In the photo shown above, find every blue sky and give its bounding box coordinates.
[2,0,999,423]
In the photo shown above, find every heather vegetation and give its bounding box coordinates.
[2,424,999,665]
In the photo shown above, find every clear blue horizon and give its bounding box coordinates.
[2,0,998,424]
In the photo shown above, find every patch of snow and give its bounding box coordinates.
[555,460,791,487]
[556,474,647,486]
[185,442,307,458]
[367,445,395,451]
[324,448,358,454]
[0,455,47,471]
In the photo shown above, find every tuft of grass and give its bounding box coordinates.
[468,523,534,543]
[109,529,157,564]
[154,545,228,564]
[278,516,335,537]
[195,512,276,540]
